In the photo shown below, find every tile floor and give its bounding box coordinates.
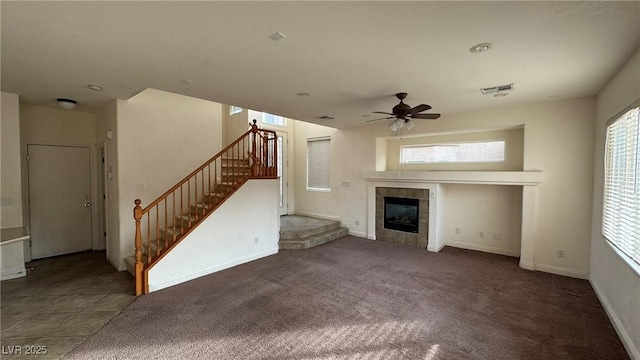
[1,251,135,359]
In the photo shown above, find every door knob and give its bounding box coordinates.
[84,202,91,207]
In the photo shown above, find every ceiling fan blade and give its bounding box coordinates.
[411,113,441,120]
[409,104,432,114]
[372,111,394,115]
[365,116,395,123]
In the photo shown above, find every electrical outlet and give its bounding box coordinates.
[455,227,461,235]
[139,182,146,190]
[493,233,502,241]
[478,231,484,239]
[254,237,259,244]
[355,220,360,226]
[557,250,565,258]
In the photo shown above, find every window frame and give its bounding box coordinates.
[399,139,507,164]
[306,136,331,192]
[602,103,640,273]
[261,112,286,127]
[230,106,242,115]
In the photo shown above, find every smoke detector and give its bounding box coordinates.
[481,83,514,96]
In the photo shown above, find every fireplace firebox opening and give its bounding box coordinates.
[384,197,419,233]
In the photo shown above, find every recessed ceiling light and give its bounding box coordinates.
[493,93,509,97]
[87,84,103,91]
[319,115,334,120]
[469,42,492,53]
[182,80,193,85]
[296,92,310,97]
[269,32,286,41]
[362,114,371,117]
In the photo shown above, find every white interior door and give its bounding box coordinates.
[28,144,93,259]
[277,133,288,215]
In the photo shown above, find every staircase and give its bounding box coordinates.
[128,120,277,295]
[124,156,252,276]
[279,215,349,249]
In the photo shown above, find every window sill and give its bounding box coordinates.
[306,188,331,193]
[605,240,640,278]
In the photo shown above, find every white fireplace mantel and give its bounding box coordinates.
[364,170,543,272]
[363,170,542,186]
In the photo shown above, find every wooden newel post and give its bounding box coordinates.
[250,119,260,177]
[133,199,143,296]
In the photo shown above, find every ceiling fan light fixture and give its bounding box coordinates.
[405,119,415,130]
[56,98,77,110]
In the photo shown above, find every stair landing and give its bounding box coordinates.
[279,215,348,250]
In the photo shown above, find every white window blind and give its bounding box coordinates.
[307,137,331,191]
[603,106,640,266]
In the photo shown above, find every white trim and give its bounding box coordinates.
[591,279,640,360]
[532,263,589,280]
[348,230,367,238]
[148,247,278,292]
[294,211,341,222]
[445,241,520,258]
[363,170,542,186]
[604,240,640,278]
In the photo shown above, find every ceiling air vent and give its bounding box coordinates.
[481,83,514,95]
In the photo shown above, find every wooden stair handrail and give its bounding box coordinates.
[140,120,275,214]
[132,119,278,295]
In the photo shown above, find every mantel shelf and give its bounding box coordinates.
[363,170,543,186]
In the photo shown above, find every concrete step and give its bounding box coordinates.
[279,227,349,250]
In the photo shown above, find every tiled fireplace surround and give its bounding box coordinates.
[375,187,429,249]
[364,170,543,271]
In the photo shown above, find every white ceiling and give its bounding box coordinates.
[2,1,639,128]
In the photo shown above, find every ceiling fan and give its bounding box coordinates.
[366,92,440,131]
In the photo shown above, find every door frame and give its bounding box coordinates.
[21,140,100,261]
[276,132,289,216]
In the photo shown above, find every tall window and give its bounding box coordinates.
[400,140,505,164]
[307,137,331,191]
[230,106,242,115]
[603,106,640,266]
[262,113,286,127]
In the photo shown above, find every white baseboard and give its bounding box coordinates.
[591,279,639,360]
[533,263,589,279]
[445,240,520,258]
[148,247,279,292]
[427,242,446,253]
[293,211,340,222]
[348,230,367,238]
[367,234,376,240]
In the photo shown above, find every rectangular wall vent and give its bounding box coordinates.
[481,83,514,95]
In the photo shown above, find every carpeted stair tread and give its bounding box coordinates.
[279,227,349,250]
[280,217,342,240]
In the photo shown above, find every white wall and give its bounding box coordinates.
[147,179,279,292]
[1,92,23,229]
[19,104,99,259]
[116,88,222,270]
[222,104,249,144]
[385,127,524,171]
[442,184,522,257]
[20,104,96,144]
[590,48,640,360]
[96,101,120,267]
[294,97,596,277]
